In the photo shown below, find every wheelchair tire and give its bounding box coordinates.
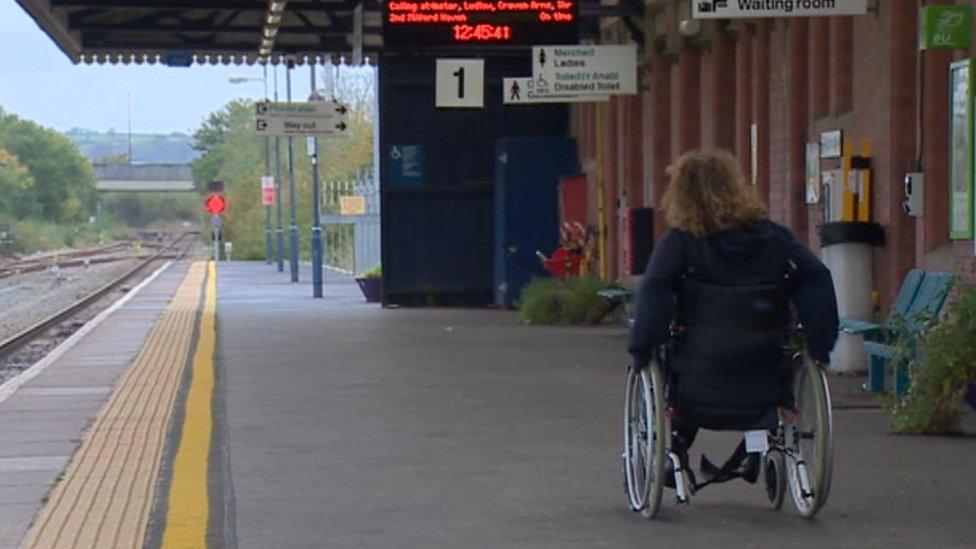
[623,362,667,519]
[764,449,785,510]
[786,355,834,518]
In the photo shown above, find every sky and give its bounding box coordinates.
[0,1,320,135]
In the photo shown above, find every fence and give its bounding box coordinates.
[321,166,380,275]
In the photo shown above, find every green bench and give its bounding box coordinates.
[841,270,955,394]
[597,288,636,327]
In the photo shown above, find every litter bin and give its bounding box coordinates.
[819,222,884,374]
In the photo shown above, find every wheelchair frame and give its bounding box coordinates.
[623,352,834,519]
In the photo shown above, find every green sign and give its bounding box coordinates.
[920,5,972,51]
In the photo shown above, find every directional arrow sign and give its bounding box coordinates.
[254,101,350,138]
[532,45,637,96]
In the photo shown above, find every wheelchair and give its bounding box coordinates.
[622,280,834,519]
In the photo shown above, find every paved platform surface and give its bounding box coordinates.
[0,261,190,548]
[23,262,205,549]
[217,262,976,548]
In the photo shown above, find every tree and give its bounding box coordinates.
[190,90,375,260]
[0,109,97,222]
[192,101,250,186]
[0,148,36,219]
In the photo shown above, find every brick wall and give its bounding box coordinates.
[566,0,976,293]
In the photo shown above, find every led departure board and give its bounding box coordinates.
[383,1,580,48]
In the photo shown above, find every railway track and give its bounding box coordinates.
[0,236,179,280]
[0,231,198,362]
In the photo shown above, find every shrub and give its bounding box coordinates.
[7,218,127,254]
[518,275,616,325]
[359,265,381,279]
[885,282,976,434]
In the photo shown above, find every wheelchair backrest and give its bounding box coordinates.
[677,280,790,334]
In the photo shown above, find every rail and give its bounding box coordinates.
[0,232,198,361]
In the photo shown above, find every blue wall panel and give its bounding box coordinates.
[494,138,579,307]
[379,54,570,306]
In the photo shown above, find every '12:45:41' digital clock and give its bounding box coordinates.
[383,1,580,48]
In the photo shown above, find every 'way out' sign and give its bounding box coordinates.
[255,101,349,138]
[692,0,868,19]
[532,45,637,95]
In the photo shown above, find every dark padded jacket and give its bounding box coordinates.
[627,220,839,368]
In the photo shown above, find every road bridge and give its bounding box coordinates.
[94,164,195,193]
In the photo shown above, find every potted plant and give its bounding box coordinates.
[355,265,382,303]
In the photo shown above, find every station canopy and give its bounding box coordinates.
[15,0,384,66]
[15,1,642,66]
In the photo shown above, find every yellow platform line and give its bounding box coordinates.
[22,262,209,549]
[161,261,217,548]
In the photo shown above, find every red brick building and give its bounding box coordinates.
[572,0,976,308]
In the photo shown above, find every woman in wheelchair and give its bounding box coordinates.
[623,150,839,519]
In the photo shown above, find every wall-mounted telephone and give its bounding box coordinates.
[903,172,924,217]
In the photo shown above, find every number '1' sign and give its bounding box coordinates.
[435,59,485,108]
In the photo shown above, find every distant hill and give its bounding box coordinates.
[65,128,198,164]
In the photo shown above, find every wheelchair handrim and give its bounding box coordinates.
[623,365,665,517]
[786,358,833,517]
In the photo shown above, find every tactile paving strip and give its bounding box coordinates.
[21,262,207,549]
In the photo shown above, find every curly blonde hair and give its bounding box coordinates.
[662,149,766,238]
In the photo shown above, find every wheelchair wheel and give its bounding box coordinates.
[764,449,785,510]
[785,355,834,518]
[623,362,667,519]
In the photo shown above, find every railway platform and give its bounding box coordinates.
[1,260,976,548]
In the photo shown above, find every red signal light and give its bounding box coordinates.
[205,193,226,215]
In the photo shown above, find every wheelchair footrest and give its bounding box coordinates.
[692,442,760,492]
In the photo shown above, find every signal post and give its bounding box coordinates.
[205,181,227,261]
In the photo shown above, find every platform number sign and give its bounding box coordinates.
[435,59,484,108]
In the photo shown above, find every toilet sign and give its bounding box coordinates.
[502,77,609,104]
[692,0,867,19]
[531,45,637,95]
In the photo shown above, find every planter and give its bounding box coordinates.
[355,277,382,303]
[966,381,976,413]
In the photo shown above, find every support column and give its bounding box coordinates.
[604,99,620,280]
[830,17,853,115]
[709,26,736,151]
[646,53,672,242]
[752,21,771,208]
[626,94,644,207]
[735,25,754,178]
[809,18,830,121]
[807,17,830,248]
[785,19,810,243]
[675,44,701,155]
[921,11,952,260]
[885,2,919,304]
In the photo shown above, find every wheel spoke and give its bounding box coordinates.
[623,366,666,518]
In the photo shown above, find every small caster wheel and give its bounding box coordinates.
[764,450,785,510]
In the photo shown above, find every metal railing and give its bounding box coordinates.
[321,166,380,275]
